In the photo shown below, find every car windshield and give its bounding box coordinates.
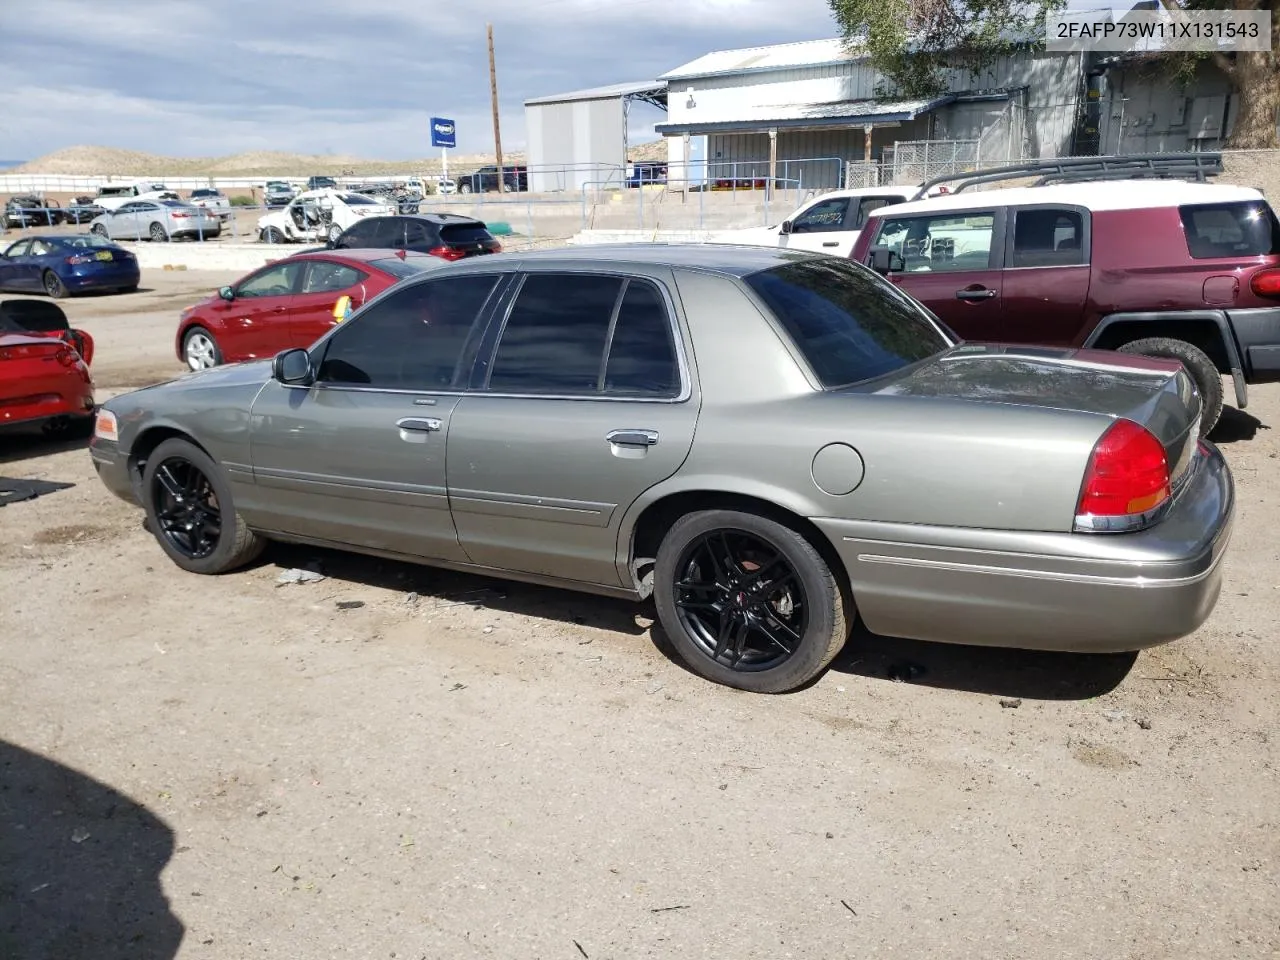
[161,200,197,209]
[440,223,493,244]
[743,258,953,389]
[1179,201,1280,259]
[369,256,436,279]
[341,193,378,205]
[58,235,115,249]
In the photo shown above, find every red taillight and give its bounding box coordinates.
[491,242,503,253]
[0,342,64,362]
[1250,267,1280,298]
[66,254,93,265]
[171,212,191,219]
[428,246,466,262]
[1075,418,1171,530]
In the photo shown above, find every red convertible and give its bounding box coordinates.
[0,299,96,435]
[175,249,441,370]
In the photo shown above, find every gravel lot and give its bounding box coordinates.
[2,276,1278,959]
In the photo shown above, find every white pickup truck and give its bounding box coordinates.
[188,187,232,220]
[93,182,180,212]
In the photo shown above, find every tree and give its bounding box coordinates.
[827,0,1064,98]
[1151,0,1279,149]
[829,0,1279,148]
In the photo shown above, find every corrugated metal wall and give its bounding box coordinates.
[526,98,626,192]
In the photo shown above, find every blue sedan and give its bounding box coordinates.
[0,234,140,298]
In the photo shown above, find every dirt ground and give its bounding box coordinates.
[1,276,1278,960]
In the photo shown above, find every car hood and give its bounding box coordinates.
[114,359,273,401]
[710,225,781,245]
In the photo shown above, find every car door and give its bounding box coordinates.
[1000,205,1092,346]
[332,217,379,250]
[108,202,140,240]
[246,273,505,558]
[0,239,32,290]
[23,239,55,289]
[873,206,1007,342]
[403,220,433,253]
[446,269,697,588]
[289,259,370,348]
[216,261,304,359]
[782,196,853,254]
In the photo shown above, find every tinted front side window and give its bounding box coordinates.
[875,212,997,272]
[316,275,497,390]
[744,259,951,389]
[488,274,623,394]
[336,219,377,248]
[792,198,850,233]
[238,262,302,298]
[1180,202,1280,259]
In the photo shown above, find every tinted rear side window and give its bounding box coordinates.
[440,223,494,245]
[489,274,622,394]
[1180,201,1280,259]
[603,281,680,397]
[744,259,951,389]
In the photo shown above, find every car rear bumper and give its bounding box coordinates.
[1229,306,1280,383]
[171,227,221,239]
[813,441,1234,654]
[65,263,141,289]
[0,382,96,431]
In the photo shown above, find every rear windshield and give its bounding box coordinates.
[57,235,114,249]
[440,223,493,245]
[743,258,953,389]
[1180,201,1280,259]
[369,257,436,279]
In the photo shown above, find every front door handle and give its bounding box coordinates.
[955,287,997,301]
[606,429,659,447]
[822,241,839,247]
[397,417,442,433]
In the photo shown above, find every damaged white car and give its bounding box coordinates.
[256,189,396,245]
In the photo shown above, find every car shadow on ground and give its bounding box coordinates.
[0,739,183,960]
[263,543,1136,700]
[0,430,90,466]
[1209,405,1268,444]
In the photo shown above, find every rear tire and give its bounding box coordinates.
[42,270,68,299]
[90,223,108,238]
[653,509,851,694]
[1118,337,1223,437]
[149,222,169,242]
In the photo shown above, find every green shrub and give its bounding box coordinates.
[229,195,257,207]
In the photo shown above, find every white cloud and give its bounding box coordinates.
[0,0,839,159]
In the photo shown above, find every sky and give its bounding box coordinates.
[0,0,842,160]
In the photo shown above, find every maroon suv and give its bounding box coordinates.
[852,158,1280,435]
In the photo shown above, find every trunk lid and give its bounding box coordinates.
[868,343,1202,489]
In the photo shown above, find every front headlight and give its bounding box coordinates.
[93,408,118,442]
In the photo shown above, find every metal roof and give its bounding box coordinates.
[524,80,668,107]
[661,38,860,81]
[654,96,955,136]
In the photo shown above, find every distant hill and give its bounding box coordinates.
[12,142,672,177]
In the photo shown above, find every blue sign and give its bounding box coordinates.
[430,117,457,149]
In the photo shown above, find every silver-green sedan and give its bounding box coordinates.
[88,245,1233,693]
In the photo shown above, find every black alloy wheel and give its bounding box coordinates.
[150,455,222,560]
[654,509,851,693]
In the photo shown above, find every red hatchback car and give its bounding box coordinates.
[175,249,441,370]
[0,299,96,435]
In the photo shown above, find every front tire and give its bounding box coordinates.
[653,509,851,693]
[458,182,472,194]
[182,326,222,370]
[327,224,342,243]
[42,270,68,299]
[141,437,265,574]
[261,226,285,244]
[1118,337,1223,437]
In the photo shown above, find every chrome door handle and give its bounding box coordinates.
[607,429,659,446]
[397,417,442,432]
[822,241,839,247]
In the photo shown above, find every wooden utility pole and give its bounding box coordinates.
[487,23,504,183]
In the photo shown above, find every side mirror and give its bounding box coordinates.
[867,246,905,276]
[272,348,314,385]
[331,294,352,322]
[218,285,235,301]
[779,220,793,235]
[325,236,338,249]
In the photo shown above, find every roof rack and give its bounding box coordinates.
[910,152,1224,201]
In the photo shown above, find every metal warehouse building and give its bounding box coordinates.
[523,80,668,193]
[525,34,1260,194]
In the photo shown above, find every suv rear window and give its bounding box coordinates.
[1180,201,1280,259]
[744,259,952,389]
[440,223,493,245]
